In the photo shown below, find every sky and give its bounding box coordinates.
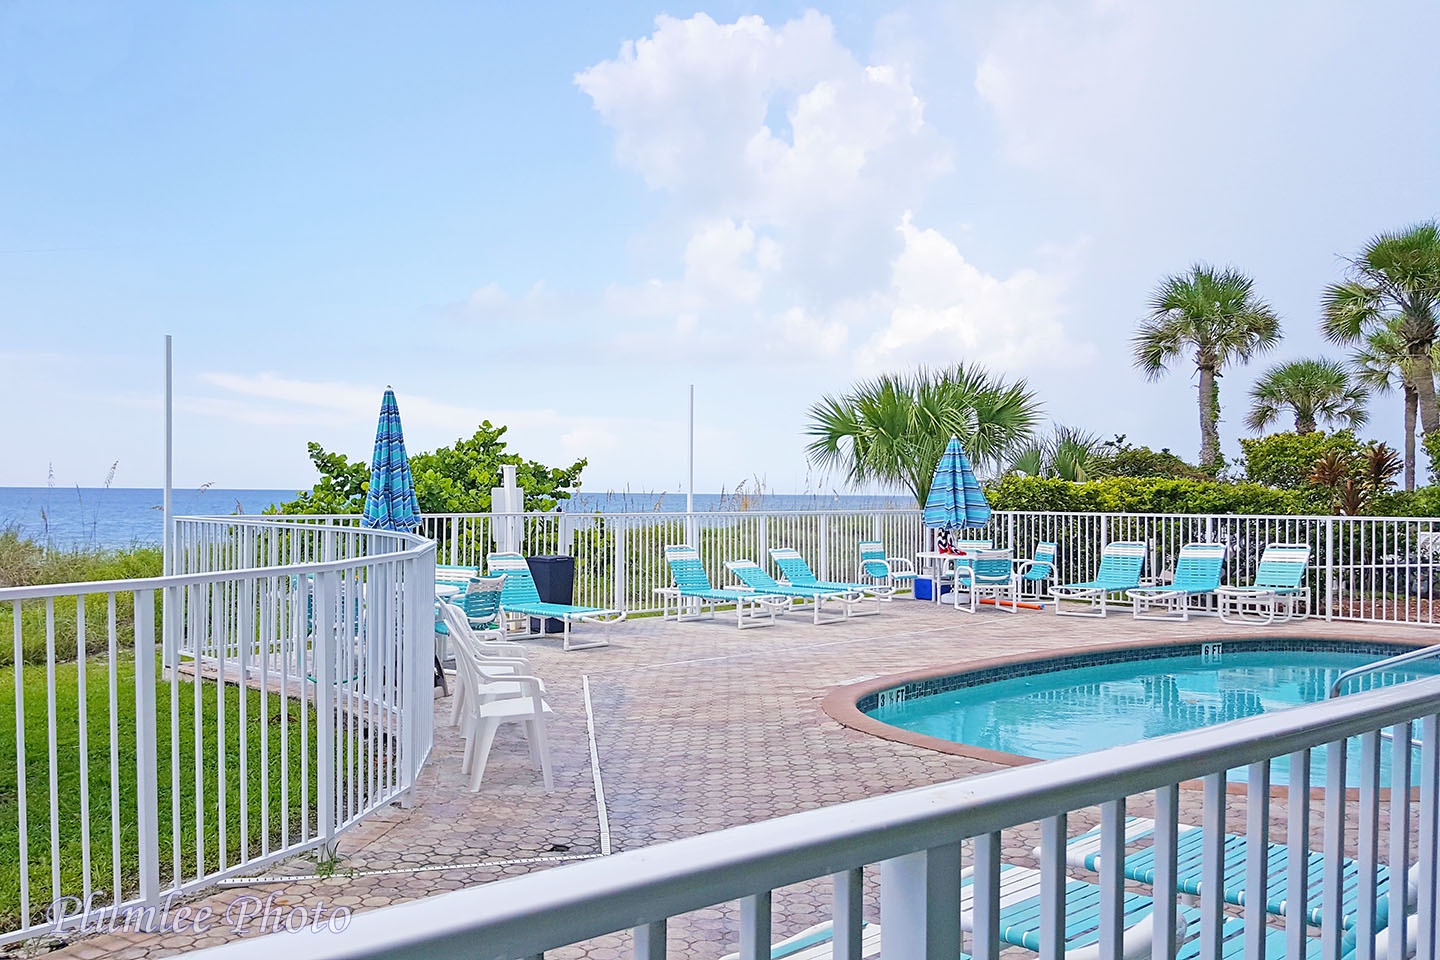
[2,1,1438,499]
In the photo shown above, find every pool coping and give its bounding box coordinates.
[820,633,1434,774]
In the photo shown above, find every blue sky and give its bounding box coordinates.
[2,1,1437,498]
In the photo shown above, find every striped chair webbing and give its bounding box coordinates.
[1167,543,1227,591]
[1092,541,1146,585]
[486,552,544,605]
[664,545,717,591]
[1254,545,1311,589]
[1021,542,1058,581]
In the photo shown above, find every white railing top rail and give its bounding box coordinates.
[0,520,434,602]
[192,674,1440,960]
[236,507,1440,523]
[178,515,421,537]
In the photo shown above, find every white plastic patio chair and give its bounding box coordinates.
[436,599,531,728]
[448,616,554,792]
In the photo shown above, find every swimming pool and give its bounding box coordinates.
[856,640,1440,787]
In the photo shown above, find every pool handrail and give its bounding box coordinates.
[1328,638,1440,698]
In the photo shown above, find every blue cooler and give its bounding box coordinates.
[914,576,951,601]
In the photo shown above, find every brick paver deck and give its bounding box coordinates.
[35,603,1440,959]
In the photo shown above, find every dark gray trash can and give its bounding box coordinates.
[526,555,575,634]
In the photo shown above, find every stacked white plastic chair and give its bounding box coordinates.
[436,600,554,792]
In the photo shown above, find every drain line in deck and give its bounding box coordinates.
[582,674,613,855]
[217,853,600,887]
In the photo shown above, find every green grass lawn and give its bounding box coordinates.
[0,657,373,931]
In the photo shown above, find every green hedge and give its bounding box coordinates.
[1368,487,1440,517]
[986,475,1325,515]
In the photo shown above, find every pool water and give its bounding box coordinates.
[867,649,1440,786]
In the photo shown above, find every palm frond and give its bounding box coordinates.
[1245,358,1366,434]
[804,364,1041,503]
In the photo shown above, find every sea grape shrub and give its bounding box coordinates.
[274,422,587,515]
[1239,430,1364,490]
[1085,436,1209,480]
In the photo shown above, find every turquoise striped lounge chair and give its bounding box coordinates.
[723,559,866,625]
[719,861,1309,960]
[1061,817,1419,938]
[1126,542,1228,621]
[1216,543,1312,624]
[1015,540,1057,597]
[661,545,789,629]
[486,552,626,651]
[769,547,885,615]
[1051,541,1147,618]
[857,540,916,594]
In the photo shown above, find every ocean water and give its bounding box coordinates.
[0,487,302,549]
[0,487,917,550]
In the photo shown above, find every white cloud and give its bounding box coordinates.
[451,281,566,326]
[973,1,1157,170]
[683,220,778,304]
[606,218,779,317]
[571,12,1096,380]
[857,214,1096,374]
[973,1,1351,182]
[777,306,849,356]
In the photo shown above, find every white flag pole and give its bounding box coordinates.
[161,334,175,671]
[163,334,173,575]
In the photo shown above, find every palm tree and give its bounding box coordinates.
[1010,425,1104,482]
[805,364,1041,505]
[1133,265,1282,470]
[1244,358,1368,435]
[1323,222,1440,454]
[1352,321,1438,490]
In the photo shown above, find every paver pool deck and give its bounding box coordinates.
[42,602,1440,959]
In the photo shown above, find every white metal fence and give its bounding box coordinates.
[0,518,436,945]
[191,664,1440,960]
[401,508,1440,627]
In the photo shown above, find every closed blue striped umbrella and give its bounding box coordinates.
[923,436,990,535]
[362,388,422,532]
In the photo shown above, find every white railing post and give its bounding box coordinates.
[1325,516,1335,622]
[1152,786,1180,960]
[405,546,436,801]
[613,523,628,612]
[819,514,830,581]
[972,831,1002,960]
[133,589,162,907]
[738,892,772,960]
[1419,714,1440,960]
[314,571,338,854]
[833,869,864,960]
[1038,815,1066,960]
[880,843,962,959]
[634,920,666,960]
